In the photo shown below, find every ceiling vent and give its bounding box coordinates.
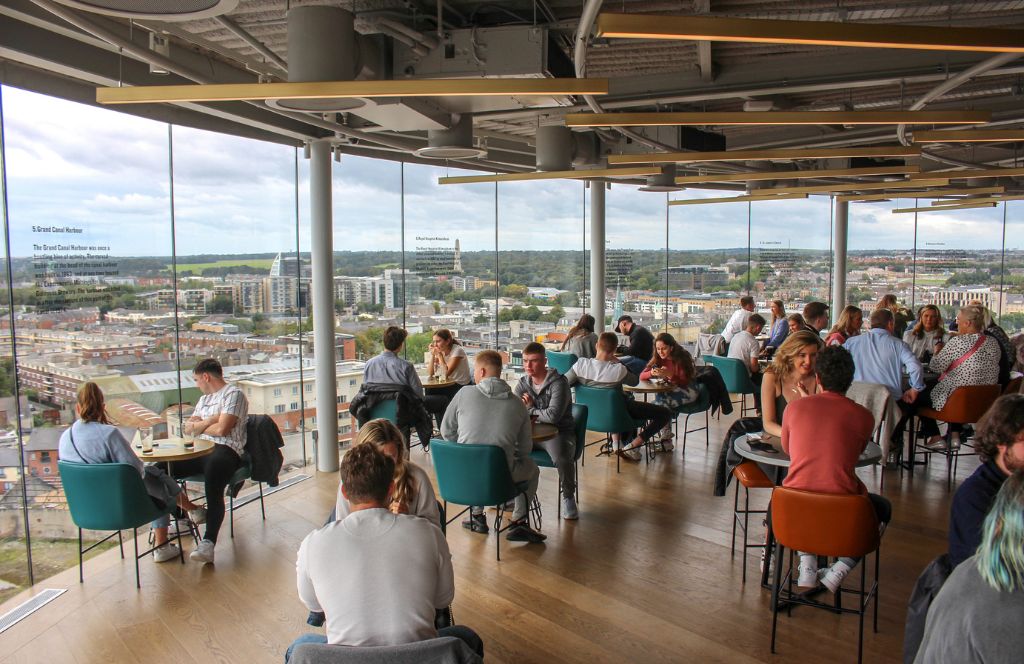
[265,6,366,113]
[639,164,684,192]
[47,0,238,21]
[415,115,486,159]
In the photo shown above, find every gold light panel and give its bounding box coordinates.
[674,165,917,185]
[913,130,1024,143]
[608,146,921,165]
[892,202,998,213]
[836,186,1005,202]
[753,179,949,195]
[668,193,809,206]
[909,167,1024,180]
[564,111,990,127]
[437,166,660,185]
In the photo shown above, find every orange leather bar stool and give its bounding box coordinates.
[910,384,1001,488]
[731,460,774,584]
[769,487,882,664]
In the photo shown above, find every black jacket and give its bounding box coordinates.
[713,416,764,497]
[245,414,284,487]
[695,365,734,417]
[348,383,433,447]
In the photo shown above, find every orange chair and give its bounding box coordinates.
[769,487,882,664]
[1003,376,1022,396]
[731,461,773,584]
[910,384,1001,488]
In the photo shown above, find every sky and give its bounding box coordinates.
[2,85,1020,258]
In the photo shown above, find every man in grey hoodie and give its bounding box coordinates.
[440,350,545,544]
[514,342,577,520]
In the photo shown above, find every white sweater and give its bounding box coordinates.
[296,508,454,647]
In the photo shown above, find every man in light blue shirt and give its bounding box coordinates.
[363,326,447,426]
[843,308,925,402]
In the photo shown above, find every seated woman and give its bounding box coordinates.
[876,294,912,338]
[903,304,949,363]
[915,470,1024,663]
[917,305,1002,450]
[58,382,201,563]
[824,305,863,347]
[335,419,439,525]
[764,299,789,353]
[628,333,698,454]
[786,313,806,336]
[427,328,471,404]
[561,314,597,359]
[760,330,825,440]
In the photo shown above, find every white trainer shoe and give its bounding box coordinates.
[189,538,215,565]
[821,560,853,593]
[153,542,180,563]
[797,554,818,587]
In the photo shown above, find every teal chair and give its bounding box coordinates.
[530,404,588,519]
[366,399,424,449]
[573,385,647,473]
[547,351,578,376]
[181,453,265,539]
[430,439,530,561]
[704,355,758,416]
[59,460,184,587]
[675,383,712,452]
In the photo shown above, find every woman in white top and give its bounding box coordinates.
[427,328,470,406]
[336,419,440,526]
[903,304,950,362]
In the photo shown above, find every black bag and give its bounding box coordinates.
[903,553,953,664]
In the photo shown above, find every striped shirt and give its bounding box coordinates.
[194,383,248,455]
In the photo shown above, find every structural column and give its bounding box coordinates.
[831,198,849,325]
[310,140,338,472]
[590,181,606,332]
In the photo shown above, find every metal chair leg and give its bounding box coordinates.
[731,481,739,557]
[78,528,84,584]
[494,508,503,562]
[857,562,866,664]
[770,541,784,654]
[229,493,235,539]
[174,514,185,564]
[117,529,124,558]
[258,482,266,520]
[133,527,141,589]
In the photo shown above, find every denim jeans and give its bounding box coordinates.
[284,626,484,662]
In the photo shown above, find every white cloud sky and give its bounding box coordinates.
[2,85,1020,257]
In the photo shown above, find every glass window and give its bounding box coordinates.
[274,404,285,414]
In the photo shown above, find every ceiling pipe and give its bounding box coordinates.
[376,17,439,50]
[213,15,288,74]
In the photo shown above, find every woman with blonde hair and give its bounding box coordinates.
[335,418,439,525]
[760,331,825,439]
[561,314,597,358]
[58,382,201,563]
[876,294,911,337]
[825,305,863,347]
[904,304,949,362]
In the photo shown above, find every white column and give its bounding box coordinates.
[590,182,606,332]
[310,140,338,472]
[831,198,849,325]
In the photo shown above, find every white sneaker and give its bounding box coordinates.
[661,437,675,452]
[760,547,773,574]
[797,554,818,587]
[561,495,579,520]
[188,507,207,525]
[189,539,215,565]
[620,447,642,462]
[153,542,180,563]
[821,560,853,593]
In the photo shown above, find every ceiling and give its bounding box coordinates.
[3,0,1024,191]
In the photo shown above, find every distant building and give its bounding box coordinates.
[658,265,729,291]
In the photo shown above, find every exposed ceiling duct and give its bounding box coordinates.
[639,164,684,192]
[45,0,238,21]
[414,115,486,159]
[535,125,602,171]
[264,5,366,113]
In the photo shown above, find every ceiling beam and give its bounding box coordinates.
[836,186,1005,202]
[909,167,1024,180]
[756,179,950,194]
[609,145,921,164]
[695,0,714,83]
[438,166,660,185]
[892,202,998,213]
[565,111,992,127]
[913,129,1024,143]
[668,193,809,206]
[674,165,917,184]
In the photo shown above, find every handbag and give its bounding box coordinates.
[938,335,987,382]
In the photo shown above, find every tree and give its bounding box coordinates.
[404,331,434,363]
[209,295,234,314]
[473,314,490,324]
[501,284,528,300]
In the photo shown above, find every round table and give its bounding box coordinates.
[734,434,882,468]
[133,437,215,463]
[422,377,458,390]
[623,380,674,395]
[532,422,558,442]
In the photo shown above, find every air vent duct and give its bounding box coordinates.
[639,164,684,192]
[415,115,486,159]
[48,0,237,20]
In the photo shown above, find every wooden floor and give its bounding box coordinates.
[0,411,964,664]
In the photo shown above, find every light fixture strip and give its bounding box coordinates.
[595,13,1024,53]
[438,166,661,185]
[757,179,949,195]
[564,111,991,127]
[668,193,809,206]
[608,145,921,165]
[674,165,917,184]
[912,130,1024,143]
[892,202,998,213]
[930,195,1024,206]
[909,167,1024,180]
[836,186,1005,202]
[97,78,611,105]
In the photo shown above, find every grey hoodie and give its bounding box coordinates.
[440,377,533,470]
[514,368,574,435]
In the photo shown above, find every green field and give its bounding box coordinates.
[169,259,275,275]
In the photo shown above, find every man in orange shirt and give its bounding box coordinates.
[781,346,891,591]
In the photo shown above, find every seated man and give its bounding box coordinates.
[722,295,756,347]
[948,394,1024,568]
[781,346,891,592]
[614,315,655,376]
[288,444,482,661]
[801,301,830,336]
[440,350,545,543]
[727,313,766,412]
[843,308,925,403]
[564,332,673,461]
[363,326,447,429]
[514,342,578,520]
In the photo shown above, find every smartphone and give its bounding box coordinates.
[748,441,777,453]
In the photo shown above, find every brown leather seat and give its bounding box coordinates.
[1003,376,1022,396]
[770,487,880,558]
[733,461,773,489]
[917,384,1001,424]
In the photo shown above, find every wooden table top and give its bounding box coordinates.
[532,422,558,442]
[134,437,215,463]
[422,376,458,389]
[624,380,674,394]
